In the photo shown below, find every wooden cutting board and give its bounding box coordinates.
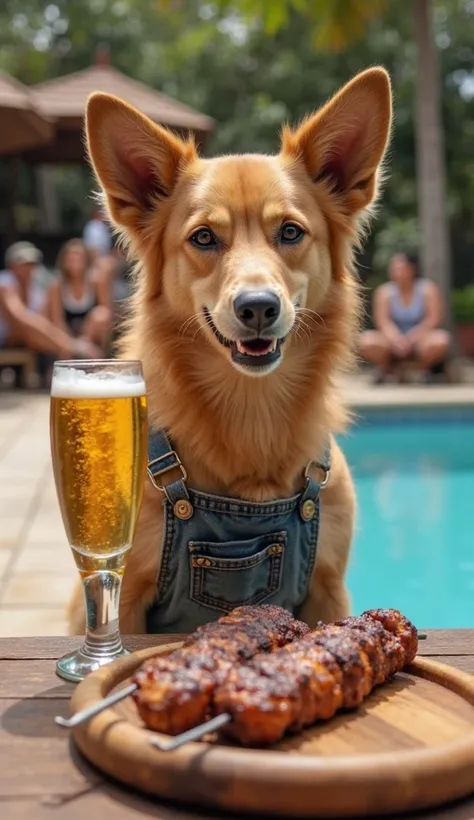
[70,643,474,818]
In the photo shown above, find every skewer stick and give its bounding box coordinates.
[55,682,138,728]
[149,634,428,752]
[55,634,427,731]
[149,713,232,751]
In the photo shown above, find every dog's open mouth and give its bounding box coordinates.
[234,337,281,367]
[203,308,284,369]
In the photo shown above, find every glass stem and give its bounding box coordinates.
[82,571,124,658]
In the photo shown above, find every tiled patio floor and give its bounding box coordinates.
[0,392,75,637]
[1,373,473,637]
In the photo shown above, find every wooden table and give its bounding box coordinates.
[2,632,474,820]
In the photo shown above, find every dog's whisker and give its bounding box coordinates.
[179,313,203,336]
[296,307,327,330]
[178,317,196,334]
[293,323,310,345]
[300,317,313,335]
[294,314,322,343]
[296,310,319,327]
[173,326,206,347]
[294,315,312,344]
[293,324,305,343]
[191,322,207,341]
[168,325,207,352]
[296,307,320,319]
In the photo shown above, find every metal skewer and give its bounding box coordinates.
[149,712,232,751]
[149,633,428,753]
[55,682,138,728]
[55,634,428,731]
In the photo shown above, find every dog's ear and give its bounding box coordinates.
[85,93,196,233]
[281,67,392,215]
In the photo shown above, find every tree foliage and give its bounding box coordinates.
[0,0,473,284]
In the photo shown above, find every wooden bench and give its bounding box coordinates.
[0,347,37,388]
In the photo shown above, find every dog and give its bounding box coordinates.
[67,67,392,636]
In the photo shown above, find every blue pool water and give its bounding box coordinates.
[338,409,474,628]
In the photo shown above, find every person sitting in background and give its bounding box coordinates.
[359,251,451,383]
[82,208,112,260]
[44,239,112,357]
[0,242,95,363]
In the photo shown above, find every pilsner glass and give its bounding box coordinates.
[50,360,147,682]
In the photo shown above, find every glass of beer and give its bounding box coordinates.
[50,360,147,682]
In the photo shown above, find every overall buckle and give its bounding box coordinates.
[147,451,188,492]
[304,460,331,489]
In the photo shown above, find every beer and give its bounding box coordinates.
[50,367,147,579]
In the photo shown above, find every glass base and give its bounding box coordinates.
[56,644,130,683]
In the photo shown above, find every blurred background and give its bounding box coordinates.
[1,0,473,316]
[0,0,473,636]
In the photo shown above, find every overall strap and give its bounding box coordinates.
[147,428,191,508]
[305,440,331,485]
[299,441,332,520]
[314,441,331,475]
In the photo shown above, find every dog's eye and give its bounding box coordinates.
[190,228,218,249]
[280,223,305,244]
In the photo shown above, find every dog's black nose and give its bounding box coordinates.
[233,290,281,331]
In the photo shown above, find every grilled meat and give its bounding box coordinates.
[360,608,418,665]
[133,604,310,734]
[214,608,418,745]
[334,615,398,681]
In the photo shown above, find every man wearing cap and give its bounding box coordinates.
[0,242,96,362]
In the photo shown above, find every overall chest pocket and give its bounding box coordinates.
[188,531,286,613]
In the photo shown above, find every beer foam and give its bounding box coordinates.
[51,367,146,398]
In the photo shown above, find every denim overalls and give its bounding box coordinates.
[145,428,331,634]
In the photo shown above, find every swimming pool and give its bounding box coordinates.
[339,407,474,629]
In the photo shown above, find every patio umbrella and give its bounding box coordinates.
[0,72,53,155]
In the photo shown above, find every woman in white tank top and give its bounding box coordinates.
[44,239,112,356]
[359,251,451,383]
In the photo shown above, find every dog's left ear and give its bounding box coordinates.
[281,67,392,215]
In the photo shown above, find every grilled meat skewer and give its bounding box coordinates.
[213,609,418,746]
[133,604,310,735]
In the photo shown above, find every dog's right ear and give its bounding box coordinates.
[85,93,196,234]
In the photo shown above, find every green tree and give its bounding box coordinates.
[198,0,455,323]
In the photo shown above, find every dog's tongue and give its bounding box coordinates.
[236,339,276,357]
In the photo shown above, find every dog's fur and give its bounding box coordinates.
[67,68,392,635]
